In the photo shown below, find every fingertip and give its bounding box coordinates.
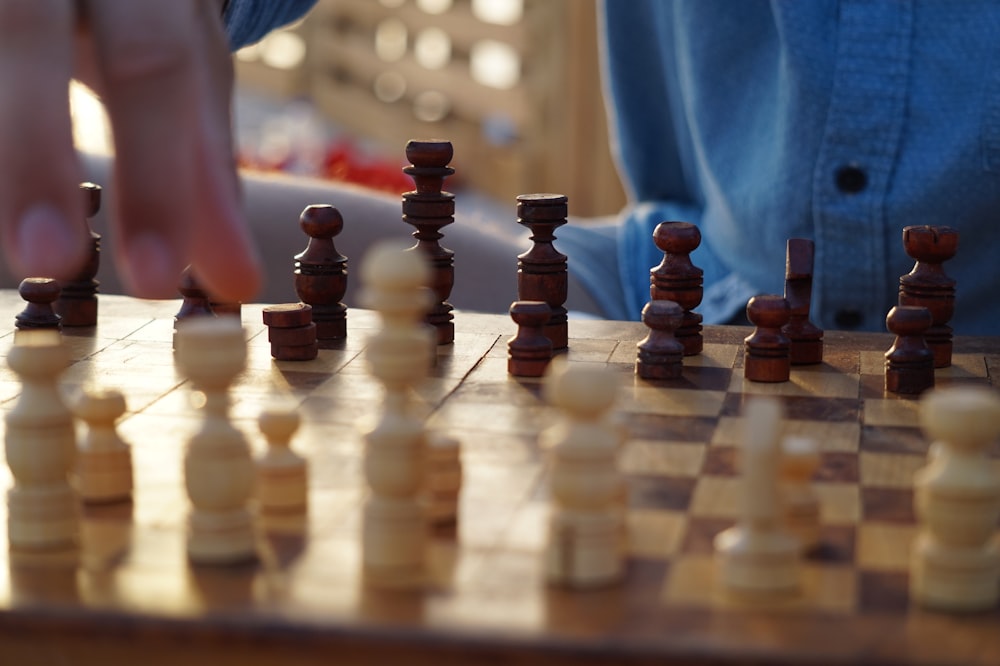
[13,204,88,280]
[120,232,184,299]
[195,249,263,305]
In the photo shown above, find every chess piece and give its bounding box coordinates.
[4,330,79,553]
[402,140,456,345]
[174,266,214,349]
[256,404,308,517]
[175,317,257,564]
[635,299,684,380]
[899,226,957,369]
[294,204,348,346]
[650,221,703,356]
[543,359,625,588]
[744,295,792,383]
[911,386,1000,612]
[425,433,462,527]
[15,278,62,331]
[884,305,934,395]
[358,241,435,587]
[507,300,553,377]
[516,193,569,351]
[782,238,823,365]
[72,387,132,504]
[55,182,102,327]
[263,303,319,361]
[714,397,799,595]
[780,435,821,553]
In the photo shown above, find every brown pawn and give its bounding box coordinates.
[55,182,101,327]
[507,301,553,377]
[650,221,703,356]
[516,194,569,351]
[636,300,684,380]
[884,305,934,395]
[15,278,62,331]
[782,238,823,365]
[744,295,791,383]
[294,204,348,346]
[263,303,319,361]
[402,140,455,345]
[899,226,957,369]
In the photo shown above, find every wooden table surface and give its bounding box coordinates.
[0,293,997,666]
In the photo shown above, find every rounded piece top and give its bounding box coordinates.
[920,386,1000,453]
[18,277,60,303]
[641,299,684,331]
[405,139,454,167]
[885,305,932,336]
[299,205,343,239]
[652,221,701,254]
[746,295,791,329]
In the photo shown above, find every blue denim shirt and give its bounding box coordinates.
[560,0,1000,334]
[224,0,317,49]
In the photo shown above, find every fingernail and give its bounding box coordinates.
[15,204,80,277]
[125,232,181,298]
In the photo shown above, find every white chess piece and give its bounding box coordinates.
[175,317,257,564]
[542,358,626,588]
[4,330,79,554]
[714,397,799,595]
[911,386,1000,612]
[73,387,132,503]
[256,404,308,518]
[358,241,434,587]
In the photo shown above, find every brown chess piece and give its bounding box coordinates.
[650,221,703,356]
[884,305,934,395]
[294,204,348,346]
[55,182,101,327]
[402,140,456,345]
[898,226,957,369]
[636,300,684,380]
[16,278,62,331]
[507,301,553,377]
[174,266,214,350]
[263,303,319,362]
[744,295,791,383]
[516,194,569,352]
[782,238,823,365]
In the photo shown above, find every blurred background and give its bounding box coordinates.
[72,0,625,219]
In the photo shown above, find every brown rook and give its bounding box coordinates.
[782,238,823,365]
[744,295,791,383]
[636,300,684,380]
[884,305,934,395]
[402,140,455,345]
[650,221,703,356]
[516,193,568,351]
[294,204,348,345]
[898,225,957,369]
[55,182,102,327]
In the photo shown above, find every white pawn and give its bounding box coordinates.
[358,241,434,588]
[73,387,132,503]
[780,435,821,553]
[542,359,626,588]
[175,317,257,564]
[4,330,79,554]
[256,405,308,518]
[714,397,799,595]
[911,386,1000,612]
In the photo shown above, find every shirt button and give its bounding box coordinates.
[835,309,864,329]
[835,165,867,193]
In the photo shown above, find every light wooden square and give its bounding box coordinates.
[860,452,927,489]
[857,523,917,571]
[621,441,706,478]
[627,509,687,559]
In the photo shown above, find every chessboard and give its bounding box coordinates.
[0,291,998,666]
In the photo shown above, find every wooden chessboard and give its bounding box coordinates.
[0,291,998,666]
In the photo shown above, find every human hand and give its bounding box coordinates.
[0,0,261,301]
